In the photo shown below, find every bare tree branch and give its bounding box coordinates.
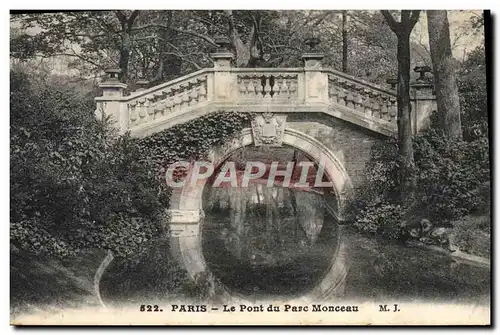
[132,24,218,47]
[311,11,334,27]
[381,10,401,33]
[127,10,140,31]
[114,10,126,26]
[409,10,421,29]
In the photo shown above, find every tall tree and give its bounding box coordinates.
[114,10,140,82]
[381,10,420,203]
[427,10,462,140]
[15,11,142,82]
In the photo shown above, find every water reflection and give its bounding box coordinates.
[202,182,339,299]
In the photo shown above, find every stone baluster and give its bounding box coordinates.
[239,77,248,96]
[198,79,207,100]
[288,78,297,96]
[190,86,200,106]
[345,83,355,109]
[129,101,138,124]
[173,94,182,114]
[389,97,397,122]
[135,98,146,124]
[185,87,193,107]
[180,84,190,109]
[250,77,257,96]
[380,95,389,120]
[154,100,165,118]
[243,77,251,96]
[146,97,155,120]
[329,84,339,104]
[337,85,346,106]
[364,90,374,118]
[328,76,338,103]
[371,92,381,119]
[280,76,289,96]
[150,97,159,118]
[362,88,372,116]
[354,86,364,112]
[165,98,173,115]
[187,79,198,106]
[274,76,283,97]
[263,76,272,98]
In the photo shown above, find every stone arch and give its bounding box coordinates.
[168,127,353,300]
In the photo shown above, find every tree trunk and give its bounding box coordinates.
[427,10,462,140]
[396,31,416,203]
[381,10,420,204]
[150,11,182,85]
[115,11,140,83]
[118,32,131,83]
[342,10,348,73]
[224,10,261,67]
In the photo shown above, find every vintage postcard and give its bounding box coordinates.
[10,9,491,326]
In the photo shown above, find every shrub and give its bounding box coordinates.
[452,215,491,258]
[457,46,488,141]
[413,128,490,222]
[353,201,405,240]
[10,69,163,259]
[353,127,490,241]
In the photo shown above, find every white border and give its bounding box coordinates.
[3,3,498,334]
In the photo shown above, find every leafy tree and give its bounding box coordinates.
[381,10,421,203]
[15,11,149,81]
[457,45,487,140]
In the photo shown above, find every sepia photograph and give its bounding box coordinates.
[9,8,491,326]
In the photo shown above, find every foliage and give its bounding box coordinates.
[354,40,489,241]
[10,66,253,301]
[135,112,253,169]
[457,45,488,140]
[353,201,405,240]
[353,126,490,240]
[11,10,430,87]
[451,215,490,258]
[101,240,191,300]
[413,129,490,221]
[10,69,164,259]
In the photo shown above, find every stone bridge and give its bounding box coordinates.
[95,49,436,301]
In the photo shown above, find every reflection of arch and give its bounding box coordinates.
[168,127,352,300]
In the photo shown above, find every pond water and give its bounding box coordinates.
[99,145,490,306]
[201,207,339,299]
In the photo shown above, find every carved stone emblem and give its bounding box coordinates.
[251,112,287,147]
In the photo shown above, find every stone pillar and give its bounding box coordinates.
[386,78,398,90]
[302,43,328,104]
[210,37,235,101]
[95,68,129,134]
[168,209,207,279]
[135,79,149,92]
[411,66,437,134]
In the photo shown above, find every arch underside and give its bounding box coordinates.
[168,127,352,301]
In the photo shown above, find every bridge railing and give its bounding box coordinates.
[326,70,398,124]
[232,68,303,102]
[125,70,211,127]
[95,51,435,137]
